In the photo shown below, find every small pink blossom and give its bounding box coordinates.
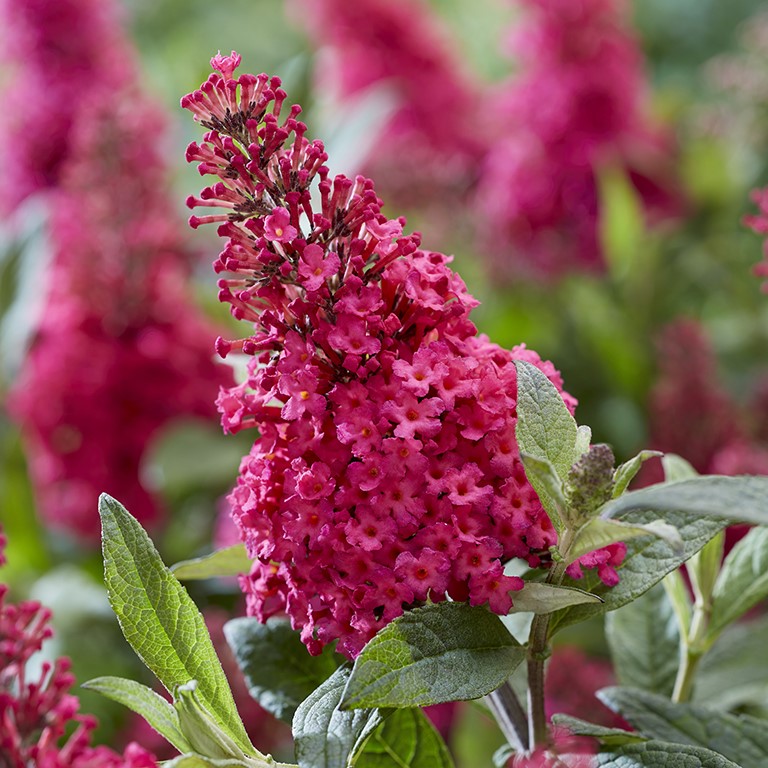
[298,243,340,291]
[264,207,297,243]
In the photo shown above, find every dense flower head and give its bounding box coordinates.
[4,0,232,541]
[475,0,681,278]
[289,0,486,202]
[183,53,624,657]
[0,563,157,767]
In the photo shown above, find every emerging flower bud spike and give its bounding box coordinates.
[185,54,619,658]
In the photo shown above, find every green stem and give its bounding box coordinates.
[672,596,711,703]
[526,529,573,749]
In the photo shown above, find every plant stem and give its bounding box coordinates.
[526,528,573,749]
[672,596,710,703]
[487,681,530,754]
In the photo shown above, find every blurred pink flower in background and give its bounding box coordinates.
[648,319,768,548]
[289,0,487,204]
[545,646,625,728]
[745,186,768,289]
[0,0,133,212]
[475,0,682,278]
[1,0,232,542]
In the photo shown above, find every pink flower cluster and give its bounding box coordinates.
[5,0,232,541]
[289,0,485,203]
[183,53,622,657]
[0,528,157,767]
[475,0,681,278]
[745,187,768,290]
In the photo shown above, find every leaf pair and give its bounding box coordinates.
[89,495,288,768]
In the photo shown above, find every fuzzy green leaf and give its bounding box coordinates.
[696,615,768,711]
[595,740,741,767]
[569,518,683,562]
[292,666,383,768]
[519,453,566,531]
[605,585,679,698]
[599,476,768,526]
[708,526,768,640]
[224,617,340,723]
[171,545,251,581]
[83,676,190,752]
[98,494,252,754]
[552,715,646,746]
[598,687,768,768]
[549,510,725,634]
[356,708,454,768]
[508,582,603,614]
[661,455,697,482]
[514,360,579,533]
[340,603,525,710]
[613,451,663,498]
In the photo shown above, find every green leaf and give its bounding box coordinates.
[688,531,724,614]
[292,665,384,768]
[662,571,692,642]
[708,526,768,640]
[613,451,663,498]
[174,681,253,762]
[98,494,252,755]
[340,603,525,710]
[163,756,246,768]
[519,453,566,531]
[696,615,768,711]
[662,455,697,482]
[605,585,680,698]
[224,617,340,723]
[356,708,454,768]
[551,715,646,746]
[514,360,579,533]
[508,582,603,614]
[83,676,190,752]
[549,510,725,634]
[569,518,683,562]
[600,476,768,526]
[598,686,768,768]
[597,164,645,280]
[595,740,741,767]
[171,545,251,581]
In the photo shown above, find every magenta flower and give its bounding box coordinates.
[475,0,682,278]
[184,53,620,658]
[745,186,768,289]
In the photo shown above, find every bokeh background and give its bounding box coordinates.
[2,0,768,764]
